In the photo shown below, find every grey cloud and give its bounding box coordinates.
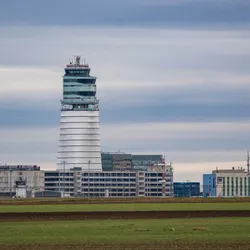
[0,127,58,165]
[0,141,57,155]
[1,27,250,78]
[163,150,248,164]
[0,0,250,28]
[0,81,250,128]
[100,122,250,153]
[0,27,248,128]
[0,108,58,128]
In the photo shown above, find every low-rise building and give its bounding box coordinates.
[0,163,174,198]
[0,165,44,197]
[174,182,200,197]
[203,167,250,197]
[43,163,174,197]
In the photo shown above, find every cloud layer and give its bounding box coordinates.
[1,0,250,28]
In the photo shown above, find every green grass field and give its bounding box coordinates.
[0,202,250,213]
[1,218,250,249]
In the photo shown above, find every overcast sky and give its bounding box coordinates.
[0,0,250,182]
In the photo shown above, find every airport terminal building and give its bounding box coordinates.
[44,164,174,197]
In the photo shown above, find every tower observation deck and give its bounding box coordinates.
[57,56,102,171]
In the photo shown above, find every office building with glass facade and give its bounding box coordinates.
[101,153,165,171]
[101,152,132,171]
[174,182,200,197]
[132,155,163,171]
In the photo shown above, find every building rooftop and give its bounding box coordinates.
[212,167,246,174]
[0,165,40,171]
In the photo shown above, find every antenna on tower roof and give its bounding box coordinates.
[75,56,81,66]
[84,58,87,65]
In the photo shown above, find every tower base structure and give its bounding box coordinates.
[57,110,102,171]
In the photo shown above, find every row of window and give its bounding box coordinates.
[82,173,136,177]
[145,173,163,177]
[44,182,171,187]
[46,188,74,192]
[65,70,89,75]
[144,188,163,192]
[45,183,74,187]
[63,91,96,96]
[82,188,136,192]
[64,78,96,84]
[146,183,172,187]
[82,183,136,187]
[82,178,136,182]
[45,173,74,177]
[82,193,137,197]
[45,178,73,182]
[146,178,172,182]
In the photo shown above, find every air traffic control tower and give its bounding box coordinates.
[57,56,102,171]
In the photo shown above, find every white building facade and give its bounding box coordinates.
[203,168,250,197]
[57,56,102,171]
[213,168,250,197]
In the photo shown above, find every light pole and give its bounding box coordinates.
[61,161,67,198]
[187,180,191,197]
[88,160,91,198]
[10,169,12,197]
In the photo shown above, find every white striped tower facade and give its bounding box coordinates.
[57,56,102,171]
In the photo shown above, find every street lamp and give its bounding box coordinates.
[10,168,13,197]
[187,180,191,197]
[61,161,67,198]
[88,160,91,198]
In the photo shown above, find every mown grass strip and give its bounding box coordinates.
[0,202,250,213]
[0,218,250,245]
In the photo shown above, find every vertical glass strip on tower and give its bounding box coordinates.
[57,56,102,171]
